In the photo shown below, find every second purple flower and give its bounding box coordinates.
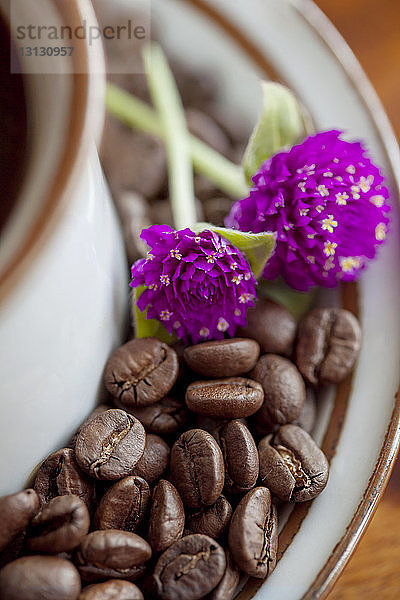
[226,130,390,291]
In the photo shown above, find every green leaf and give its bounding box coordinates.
[193,223,276,279]
[133,286,177,344]
[258,278,318,320]
[243,82,307,185]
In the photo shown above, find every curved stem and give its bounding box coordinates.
[142,44,196,230]
[106,82,248,200]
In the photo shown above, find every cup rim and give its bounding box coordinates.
[0,0,102,303]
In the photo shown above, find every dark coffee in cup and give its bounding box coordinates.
[0,16,26,232]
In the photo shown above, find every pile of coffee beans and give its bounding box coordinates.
[0,302,361,599]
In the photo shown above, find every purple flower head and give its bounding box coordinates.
[130,225,257,343]
[226,130,390,291]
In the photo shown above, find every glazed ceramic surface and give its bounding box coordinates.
[150,0,400,598]
[0,0,128,495]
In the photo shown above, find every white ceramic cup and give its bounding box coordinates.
[0,0,128,495]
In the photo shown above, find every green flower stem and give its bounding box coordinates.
[189,136,248,198]
[106,82,161,136]
[142,43,195,230]
[106,82,249,200]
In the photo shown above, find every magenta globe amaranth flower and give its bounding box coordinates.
[226,130,390,291]
[130,225,257,343]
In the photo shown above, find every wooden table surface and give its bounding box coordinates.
[314,2,400,597]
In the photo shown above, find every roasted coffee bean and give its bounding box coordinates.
[69,405,111,448]
[195,416,248,442]
[131,434,170,483]
[34,448,95,510]
[27,495,90,553]
[95,476,150,532]
[258,435,293,502]
[296,308,362,385]
[218,420,259,494]
[0,489,39,552]
[78,580,144,599]
[75,409,146,481]
[254,388,315,437]
[228,487,278,579]
[185,496,232,540]
[125,396,187,435]
[237,298,297,356]
[171,429,225,509]
[183,338,260,378]
[294,388,317,434]
[153,534,226,600]
[0,555,81,600]
[104,338,179,408]
[148,480,185,553]
[186,378,264,419]
[259,424,329,502]
[75,530,152,583]
[208,549,240,600]
[251,354,306,428]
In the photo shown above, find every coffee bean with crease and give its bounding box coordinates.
[254,386,317,438]
[152,534,226,600]
[170,429,225,509]
[250,354,306,428]
[124,396,187,435]
[27,495,90,553]
[0,555,81,600]
[186,378,264,419]
[94,476,150,532]
[195,416,249,445]
[237,298,297,356]
[183,338,260,378]
[208,549,240,600]
[148,480,185,553]
[34,448,95,510]
[78,580,144,599]
[69,405,111,448]
[185,495,232,540]
[258,424,329,502]
[104,338,179,408]
[0,489,39,552]
[228,487,278,579]
[218,420,259,494]
[75,409,146,481]
[74,530,152,583]
[0,489,39,567]
[131,434,170,483]
[296,308,362,385]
